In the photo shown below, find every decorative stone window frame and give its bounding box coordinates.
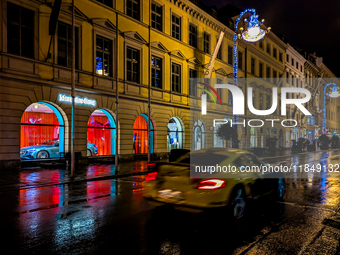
[91,18,118,78]
[151,0,165,32]
[216,36,223,60]
[188,20,199,48]
[258,85,266,110]
[124,0,143,22]
[169,50,186,94]
[2,0,39,60]
[265,88,273,110]
[266,42,271,55]
[150,41,168,90]
[237,50,244,70]
[266,65,271,82]
[259,61,265,78]
[273,47,277,59]
[259,40,264,50]
[279,51,283,63]
[202,30,211,55]
[226,44,234,65]
[215,68,228,103]
[123,31,147,85]
[187,57,202,97]
[250,56,257,76]
[170,10,183,42]
[54,5,87,70]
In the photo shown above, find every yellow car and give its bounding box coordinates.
[144,148,285,218]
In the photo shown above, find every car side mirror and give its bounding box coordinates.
[55,143,59,147]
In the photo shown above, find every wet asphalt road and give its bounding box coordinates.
[2,151,340,254]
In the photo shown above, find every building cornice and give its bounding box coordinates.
[286,44,306,63]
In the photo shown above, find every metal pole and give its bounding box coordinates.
[204,30,224,79]
[70,0,75,177]
[244,47,247,148]
[147,0,151,162]
[115,13,119,172]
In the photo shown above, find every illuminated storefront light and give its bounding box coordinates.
[58,94,96,106]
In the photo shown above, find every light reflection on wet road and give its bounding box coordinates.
[1,151,340,254]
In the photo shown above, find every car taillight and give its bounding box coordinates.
[195,179,226,190]
[145,172,157,181]
[147,163,156,167]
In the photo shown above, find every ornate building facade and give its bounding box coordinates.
[0,0,338,169]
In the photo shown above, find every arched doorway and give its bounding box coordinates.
[87,109,116,156]
[193,119,205,151]
[133,114,154,154]
[279,129,283,147]
[20,102,65,159]
[167,117,184,152]
[250,127,256,148]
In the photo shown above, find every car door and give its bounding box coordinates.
[234,154,272,198]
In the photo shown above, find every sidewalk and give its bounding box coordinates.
[0,160,163,192]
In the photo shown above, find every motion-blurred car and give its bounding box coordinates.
[144,148,285,218]
[20,139,98,159]
[169,149,190,162]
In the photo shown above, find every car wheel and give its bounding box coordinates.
[87,149,92,157]
[229,187,247,219]
[36,150,49,159]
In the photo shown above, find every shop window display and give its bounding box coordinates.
[193,119,205,151]
[87,109,115,156]
[133,114,153,154]
[20,103,65,159]
[167,117,183,152]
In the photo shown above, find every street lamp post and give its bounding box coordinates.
[323,83,340,134]
[232,9,270,148]
[233,9,270,86]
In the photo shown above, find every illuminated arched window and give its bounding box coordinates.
[20,102,65,159]
[87,109,116,156]
[133,114,153,154]
[193,119,205,151]
[167,117,184,152]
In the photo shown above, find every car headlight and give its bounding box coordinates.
[26,149,36,155]
[20,150,26,156]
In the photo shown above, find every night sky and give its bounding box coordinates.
[200,0,340,76]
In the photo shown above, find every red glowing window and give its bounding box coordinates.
[87,109,116,156]
[20,103,64,159]
[133,114,154,154]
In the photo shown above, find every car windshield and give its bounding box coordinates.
[41,140,58,145]
[175,152,228,165]
[233,154,262,167]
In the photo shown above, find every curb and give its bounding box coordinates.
[0,170,152,193]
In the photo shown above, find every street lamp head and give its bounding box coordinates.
[241,25,267,42]
[328,86,340,98]
[241,13,270,43]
